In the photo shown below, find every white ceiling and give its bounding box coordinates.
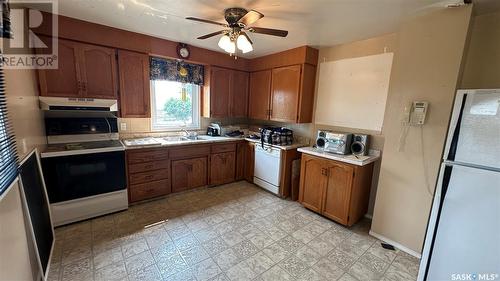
[43,0,477,58]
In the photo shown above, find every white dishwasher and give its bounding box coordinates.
[254,145,282,195]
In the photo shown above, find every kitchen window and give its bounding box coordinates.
[0,68,19,196]
[151,80,200,131]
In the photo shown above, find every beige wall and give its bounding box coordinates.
[312,33,398,215]
[461,11,500,89]
[5,68,46,158]
[1,53,46,280]
[371,6,473,254]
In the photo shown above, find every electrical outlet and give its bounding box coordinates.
[120,122,127,131]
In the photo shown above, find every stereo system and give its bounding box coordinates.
[316,130,369,156]
[351,134,369,156]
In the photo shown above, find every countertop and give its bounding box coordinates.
[122,135,309,151]
[298,147,380,166]
[122,135,244,149]
[244,138,309,150]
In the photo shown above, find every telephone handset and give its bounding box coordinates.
[403,101,429,126]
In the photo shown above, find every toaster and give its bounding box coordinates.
[207,123,221,136]
[316,130,353,155]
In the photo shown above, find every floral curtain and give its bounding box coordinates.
[150,57,204,85]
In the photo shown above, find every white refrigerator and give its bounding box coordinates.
[418,89,500,281]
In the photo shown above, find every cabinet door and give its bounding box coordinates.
[171,157,207,193]
[235,142,246,180]
[322,163,354,225]
[210,67,231,118]
[38,38,82,97]
[80,44,118,99]
[248,70,271,120]
[244,142,255,182]
[118,50,150,117]
[299,155,326,213]
[210,152,236,185]
[270,65,301,122]
[230,70,249,117]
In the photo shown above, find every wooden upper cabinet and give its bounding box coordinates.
[117,50,150,118]
[210,67,232,118]
[204,67,249,118]
[270,65,301,123]
[299,155,326,213]
[38,38,82,97]
[38,37,118,99]
[322,163,354,225]
[79,44,118,99]
[248,70,272,120]
[230,70,249,118]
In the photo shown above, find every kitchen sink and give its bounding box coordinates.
[162,136,201,142]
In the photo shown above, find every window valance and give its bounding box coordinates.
[150,57,204,85]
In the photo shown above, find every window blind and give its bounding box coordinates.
[0,65,18,196]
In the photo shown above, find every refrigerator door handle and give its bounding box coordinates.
[446,94,467,161]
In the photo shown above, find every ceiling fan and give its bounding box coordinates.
[186,8,288,56]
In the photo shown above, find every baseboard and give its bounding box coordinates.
[369,230,422,259]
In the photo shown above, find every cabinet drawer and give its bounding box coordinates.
[170,145,210,159]
[211,143,236,154]
[127,149,169,164]
[129,169,169,185]
[129,179,170,202]
[128,160,169,174]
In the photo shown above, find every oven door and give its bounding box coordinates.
[41,151,126,203]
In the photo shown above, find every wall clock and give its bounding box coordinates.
[177,43,190,59]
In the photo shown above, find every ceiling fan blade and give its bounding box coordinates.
[186,17,227,27]
[240,31,253,45]
[248,27,288,37]
[197,30,227,40]
[237,10,264,26]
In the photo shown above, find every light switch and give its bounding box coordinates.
[120,122,127,131]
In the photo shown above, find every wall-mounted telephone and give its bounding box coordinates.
[403,101,429,126]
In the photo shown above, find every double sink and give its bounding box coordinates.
[122,135,235,147]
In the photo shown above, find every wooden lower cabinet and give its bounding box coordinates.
[244,142,255,182]
[171,157,208,193]
[126,148,170,203]
[130,179,170,202]
[299,154,374,226]
[299,156,327,213]
[126,141,248,203]
[235,142,246,180]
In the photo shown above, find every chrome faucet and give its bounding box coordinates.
[181,128,198,140]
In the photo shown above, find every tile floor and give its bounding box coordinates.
[48,181,420,281]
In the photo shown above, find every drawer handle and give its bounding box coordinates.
[145,175,153,179]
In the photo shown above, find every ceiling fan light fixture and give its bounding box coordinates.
[236,34,253,53]
[218,35,231,50]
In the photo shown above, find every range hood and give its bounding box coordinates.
[39,97,118,112]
